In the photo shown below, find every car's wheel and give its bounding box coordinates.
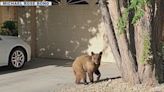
[9,47,27,69]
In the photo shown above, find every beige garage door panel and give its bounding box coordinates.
[37,5,101,59]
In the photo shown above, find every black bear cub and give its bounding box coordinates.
[72,51,103,85]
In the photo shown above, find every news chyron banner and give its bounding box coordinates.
[0,1,52,6]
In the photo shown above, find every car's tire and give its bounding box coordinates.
[9,47,27,69]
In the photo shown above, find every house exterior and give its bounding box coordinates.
[14,0,115,62]
[1,0,164,82]
[0,7,17,25]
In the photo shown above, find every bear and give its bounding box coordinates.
[72,51,103,85]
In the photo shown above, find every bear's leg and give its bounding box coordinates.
[83,72,88,85]
[95,69,101,81]
[75,74,81,84]
[88,72,94,83]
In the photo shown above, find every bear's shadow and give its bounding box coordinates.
[94,77,110,83]
[79,76,121,85]
[78,78,109,85]
[77,78,109,85]
[94,76,121,84]
[76,76,121,85]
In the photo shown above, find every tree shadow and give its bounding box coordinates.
[18,1,108,60]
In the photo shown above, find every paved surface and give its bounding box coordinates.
[0,58,120,92]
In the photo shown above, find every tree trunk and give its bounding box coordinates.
[99,0,140,84]
[152,0,164,83]
[99,0,164,85]
[134,0,164,85]
[98,0,122,74]
[99,0,163,85]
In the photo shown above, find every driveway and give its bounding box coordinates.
[0,58,120,92]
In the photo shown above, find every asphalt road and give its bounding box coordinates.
[0,58,120,92]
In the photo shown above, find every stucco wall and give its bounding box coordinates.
[0,7,17,25]
[18,1,115,62]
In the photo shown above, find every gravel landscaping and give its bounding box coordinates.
[54,79,164,92]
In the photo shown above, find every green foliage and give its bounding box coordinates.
[141,33,152,64]
[118,9,128,34]
[0,20,18,36]
[117,0,152,64]
[117,0,149,32]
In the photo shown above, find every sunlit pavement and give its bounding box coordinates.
[0,58,120,92]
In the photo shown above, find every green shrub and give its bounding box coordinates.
[0,20,18,36]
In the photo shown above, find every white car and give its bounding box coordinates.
[0,35,31,69]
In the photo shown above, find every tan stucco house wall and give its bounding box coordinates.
[18,0,115,62]
[0,7,17,25]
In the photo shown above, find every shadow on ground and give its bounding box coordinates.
[95,76,121,83]
[0,58,73,75]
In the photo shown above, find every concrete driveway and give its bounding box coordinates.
[0,58,120,92]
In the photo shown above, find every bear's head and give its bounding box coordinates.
[91,51,103,65]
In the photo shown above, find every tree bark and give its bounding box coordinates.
[99,0,140,84]
[134,0,164,85]
[99,0,163,85]
[152,0,164,83]
[98,0,122,73]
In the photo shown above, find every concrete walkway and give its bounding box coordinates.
[0,58,120,92]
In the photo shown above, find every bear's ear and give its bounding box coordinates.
[99,51,103,55]
[91,52,95,55]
